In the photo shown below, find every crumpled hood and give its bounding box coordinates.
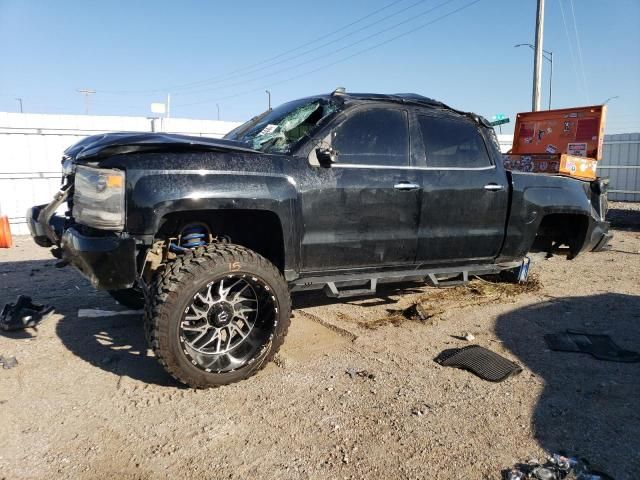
[66,132,259,163]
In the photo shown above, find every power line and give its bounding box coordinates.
[175,0,484,109]
[168,0,431,95]
[557,0,583,102]
[172,0,459,99]
[99,0,409,95]
[568,0,589,102]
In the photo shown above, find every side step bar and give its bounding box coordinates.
[290,263,501,298]
[324,279,378,299]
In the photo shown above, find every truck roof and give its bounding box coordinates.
[317,90,492,127]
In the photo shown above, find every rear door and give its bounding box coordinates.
[412,113,508,264]
[299,106,421,272]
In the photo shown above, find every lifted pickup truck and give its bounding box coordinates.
[27,91,611,388]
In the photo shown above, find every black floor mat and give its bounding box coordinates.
[545,329,640,363]
[435,345,523,382]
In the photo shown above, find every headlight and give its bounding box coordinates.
[72,165,125,230]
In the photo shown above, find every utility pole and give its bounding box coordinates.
[166,93,171,118]
[532,0,545,111]
[15,97,23,113]
[265,90,271,110]
[515,44,553,109]
[216,103,220,120]
[76,88,96,115]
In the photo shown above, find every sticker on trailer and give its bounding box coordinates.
[545,144,558,154]
[567,142,587,157]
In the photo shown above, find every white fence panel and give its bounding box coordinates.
[0,112,240,235]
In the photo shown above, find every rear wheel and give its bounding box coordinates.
[145,243,291,388]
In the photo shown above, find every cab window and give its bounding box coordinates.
[418,115,492,169]
[332,108,409,167]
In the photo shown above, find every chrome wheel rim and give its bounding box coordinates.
[179,274,277,373]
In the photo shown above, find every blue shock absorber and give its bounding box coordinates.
[169,224,209,253]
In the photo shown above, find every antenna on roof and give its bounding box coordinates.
[332,87,346,96]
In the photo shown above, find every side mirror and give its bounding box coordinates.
[316,146,338,167]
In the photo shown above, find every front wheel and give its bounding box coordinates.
[145,243,291,388]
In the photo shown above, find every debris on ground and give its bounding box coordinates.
[0,355,18,369]
[435,345,523,382]
[0,295,54,331]
[411,403,431,417]
[345,368,376,380]
[503,453,614,479]
[545,330,640,362]
[364,275,542,329]
[462,331,475,341]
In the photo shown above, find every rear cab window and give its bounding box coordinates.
[417,115,493,169]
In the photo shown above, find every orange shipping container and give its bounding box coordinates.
[511,105,607,160]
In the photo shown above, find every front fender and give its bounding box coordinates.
[125,168,300,270]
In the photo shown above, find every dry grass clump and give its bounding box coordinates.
[362,274,541,330]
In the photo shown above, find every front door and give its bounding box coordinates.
[413,113,509,264]
[299,106,421,272]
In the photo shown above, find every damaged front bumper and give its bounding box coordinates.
[60,228,137,290]
[27,191,137,290]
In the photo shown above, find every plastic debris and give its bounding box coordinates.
[503,453,614,480]
[0,355,18,369]
[345,368,376,380]
[0,295,54,331]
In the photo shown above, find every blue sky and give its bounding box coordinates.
[1,0,638,133]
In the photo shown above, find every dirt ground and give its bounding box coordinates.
[1,204,639,479]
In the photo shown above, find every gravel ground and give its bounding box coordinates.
[1,209,639,479]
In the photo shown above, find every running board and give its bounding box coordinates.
[290,263,500,297]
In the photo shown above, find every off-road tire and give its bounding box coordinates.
[108,287,145,309]
[145,243,291,388]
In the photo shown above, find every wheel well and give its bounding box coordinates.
[530,213,589,258]
[157,210,286,271]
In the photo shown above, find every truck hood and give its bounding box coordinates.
[66,132,259,163]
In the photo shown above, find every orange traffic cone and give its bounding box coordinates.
[0,215,12,248]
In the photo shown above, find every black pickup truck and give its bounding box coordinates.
[27,91,611,387]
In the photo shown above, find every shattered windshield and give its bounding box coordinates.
[225,98,338,153]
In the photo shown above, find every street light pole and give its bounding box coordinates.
[15,97,23,113]
[216,103,220,120]
[532,0,545,111]
[515,44,553,110]
[547,51,553,110]
[265,90,271,110]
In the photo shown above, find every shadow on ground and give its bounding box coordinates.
[607,208,640,232]
[0,259,175,387]
[495,293,640,479]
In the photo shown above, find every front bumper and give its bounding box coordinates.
[60,228,137,290]
[27,198,137,290]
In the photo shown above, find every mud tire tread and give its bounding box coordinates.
[144,243,291,388]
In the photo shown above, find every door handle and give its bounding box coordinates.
[394,182,420,191]
[484,183,504,191]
